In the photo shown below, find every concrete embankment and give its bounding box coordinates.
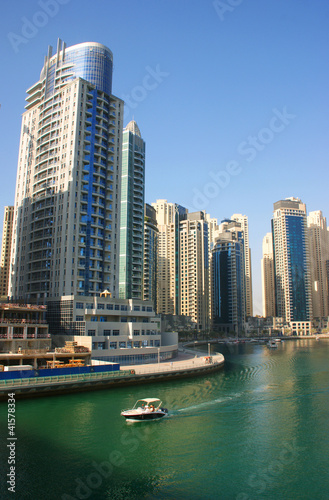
[0,351,224,401]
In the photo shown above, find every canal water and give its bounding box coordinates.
[1,339,329,499]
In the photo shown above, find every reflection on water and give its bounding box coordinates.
[1,340,329,499]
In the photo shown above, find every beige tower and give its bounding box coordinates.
[179,211,209,331]
[261,232,276,317]
[0,206,14,297]
[231,214,253,317]
[151,200,187,315]
[307,211,329,324]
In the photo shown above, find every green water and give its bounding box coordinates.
[1,339,329,499]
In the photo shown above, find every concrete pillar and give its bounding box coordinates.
[8,326,13,339]
[23,326,28,339]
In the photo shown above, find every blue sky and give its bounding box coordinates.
[1,0,328,314]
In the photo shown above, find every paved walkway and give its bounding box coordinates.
[122,349,224,375]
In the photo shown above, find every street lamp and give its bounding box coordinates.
[158,347,160,364]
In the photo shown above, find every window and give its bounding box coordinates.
[76,302,83,309]
[106,304,113,310]
[114,304,119,310]
[88,330,95,336]
[110,342,117,349]
[76,316,83,321]
[113,330,119,336]
[133,341,140,348]
[119,341,126,348]
[103,330,111,335]
[86,303,93,309]
[133,330,140,336]
[134,306,140,312]
[97,303,104,310]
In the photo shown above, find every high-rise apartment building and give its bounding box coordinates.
[143,203,158,309]
[151,200,187,315]
[9,40,123,302]
[307,211,329,323]
[212,225,245,334]
[272,198,312,323]
[231,213,253,317]
[261,232,276,317]
[179,211,209,331]
[0,206,14,297]
[119,120,145,299]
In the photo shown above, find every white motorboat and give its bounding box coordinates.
[267,339,278,348]
[121,398,168,422]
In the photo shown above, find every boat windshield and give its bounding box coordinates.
[135,399,161,408]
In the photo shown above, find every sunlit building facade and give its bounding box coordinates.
[232,213,253,317]
[0,206,14,297]
[261,232,276,317]
[143,204,158,309]
[151,200,187,315]
[272,198,312,323]
[9,40,123,302]
[179,211,209,331]
[307,210,329,325]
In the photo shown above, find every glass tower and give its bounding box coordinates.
[212,224,245,334]
[272,198,312,322]
[9,39,123,302]
[119,120,145,299]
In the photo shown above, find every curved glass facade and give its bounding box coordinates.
[43,42,113,99]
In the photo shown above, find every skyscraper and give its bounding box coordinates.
[119,120,145,299]
[307,210,329,324]
[0,206,14,297]
[212,224,245,334]
[9,40,123,302]
[143,203,158,309]
[151,200,187,315]
[231,213,253,317]
[179,211,209,331]
[272,198,312,323]
[261,232,276,317]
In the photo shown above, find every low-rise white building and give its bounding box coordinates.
[47,294,178,365]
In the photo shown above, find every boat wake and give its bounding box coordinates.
[175,392,243,414]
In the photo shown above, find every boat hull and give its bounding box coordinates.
[121,409,168,421]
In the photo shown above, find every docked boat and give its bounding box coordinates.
[267,339,278,348]
[121,398,168,422]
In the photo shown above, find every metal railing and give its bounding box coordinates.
[0,370,133,388]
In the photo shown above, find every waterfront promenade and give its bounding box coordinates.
[124,349,224,375]
[0,349,225,401]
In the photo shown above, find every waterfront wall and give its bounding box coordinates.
[0,363,120,380]
[0,354,224,401]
